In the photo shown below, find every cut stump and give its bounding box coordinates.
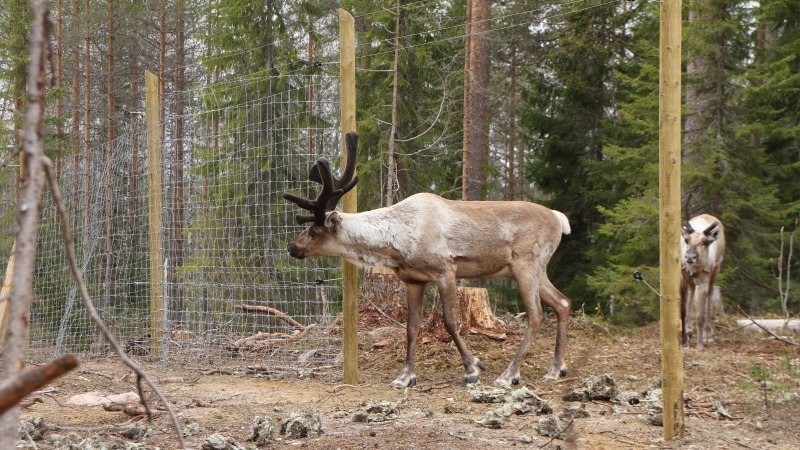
[426,286,502,341]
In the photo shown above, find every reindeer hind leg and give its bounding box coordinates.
[539,277,570,380]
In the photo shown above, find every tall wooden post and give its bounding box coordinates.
[339,9,359,385]
[145,70,165,357]
[659,0,684,440]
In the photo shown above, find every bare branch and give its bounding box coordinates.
[231,303,306,330]
[42,160,187,449]
[0,355,78,415]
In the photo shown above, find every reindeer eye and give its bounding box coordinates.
[309,228,318,238]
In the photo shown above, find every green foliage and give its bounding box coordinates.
[343,0,466,209]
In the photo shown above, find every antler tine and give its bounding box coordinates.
[323,132,359,210]
[306,132,359,211]
[283,158,342,225]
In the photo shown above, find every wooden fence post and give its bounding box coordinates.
[339,8,358,385]
[659,0,684,440]
[145,70,165,357]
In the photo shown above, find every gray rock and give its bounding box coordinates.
[250,416,275,445]
[467,383,508,403]
[352,401,399,423]
[202,433,246,450]
[537,415,565,438]
[281,411,323,438]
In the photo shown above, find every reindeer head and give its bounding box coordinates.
[283,132,359,259]
[681,219,722,269]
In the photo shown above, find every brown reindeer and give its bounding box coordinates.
[681,214,725,349]
[284,132,572,388]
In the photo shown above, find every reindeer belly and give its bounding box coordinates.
[454,257,513,278]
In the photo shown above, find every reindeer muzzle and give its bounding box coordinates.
[287,242,304,260]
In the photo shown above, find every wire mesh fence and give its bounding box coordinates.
[0,73,347,376]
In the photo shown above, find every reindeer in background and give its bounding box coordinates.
[284,132,573,388]
[681,214,725,349]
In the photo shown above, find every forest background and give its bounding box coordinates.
[0,0,797,326]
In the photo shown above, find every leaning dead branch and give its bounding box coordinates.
[0,1,53,444]
[43,160,187,448]
[0,355,78,415]
[231,303,306,330]
[736,305,798,346]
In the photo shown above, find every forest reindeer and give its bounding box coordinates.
[284,132,573,388]
[681,214,725,349]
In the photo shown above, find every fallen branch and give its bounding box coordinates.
[231,303,306,330]
[469,328,507,341]
[0,355,78,415]
[736,305,798,346]
[233,331,295,347]
[43,160,187,449]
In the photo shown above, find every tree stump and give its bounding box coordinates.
[361,267,407,322]
[426,286,501,341]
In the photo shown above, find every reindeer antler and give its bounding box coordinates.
[283,132,359,225]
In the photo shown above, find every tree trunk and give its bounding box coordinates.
[683,1,714,217]
[505,44,517,201]
[69,0,81,231]
[105,0,115,309]
[171,0,186,323]
[128,0,141,252]
[83,0,91,233]
[0,1,49,442]
[463,0,489,202]
[461,0,472,201]
[385,0,401,207]
[426,287,500,341]
[55,0,63,175]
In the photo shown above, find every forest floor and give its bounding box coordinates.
[15,312,800,449]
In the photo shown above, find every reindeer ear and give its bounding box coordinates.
[681,222,694,237]
[703,221,721,241]
[324,211,341,228]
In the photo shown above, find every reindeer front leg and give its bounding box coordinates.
[437,276,485,384]
[390,282,426,388]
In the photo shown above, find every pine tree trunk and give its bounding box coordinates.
[683,2,712,216]
[105,0,115,309]
[505,44,517,201]
[70,0,80,231]
[128,0,141,252]
[462,0,472,201]
[171,0,186,323]
[385,0,401,207]
[463,0,489,202]
[55,0,63,175]
[83,0,91,233]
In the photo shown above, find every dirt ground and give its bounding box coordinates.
[16,313,800,449]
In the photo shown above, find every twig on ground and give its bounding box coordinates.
[231,303,306,330]
[43,160,187,449]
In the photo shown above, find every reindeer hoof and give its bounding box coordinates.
[389,374,416,388]
[464,373,480,385]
